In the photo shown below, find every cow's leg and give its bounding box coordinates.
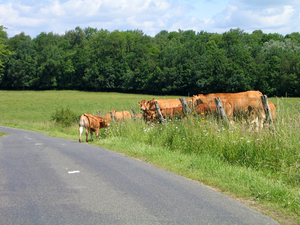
[95,129,99,140]
[79,126,83,142]
[86,128,89,142]
[90,130,93,142]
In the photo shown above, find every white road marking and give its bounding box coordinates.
[68,171,80,174]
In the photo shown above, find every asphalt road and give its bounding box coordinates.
[0,126,279,225]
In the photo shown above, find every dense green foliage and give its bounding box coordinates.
[0,26,13,82]
[1,26,300,96]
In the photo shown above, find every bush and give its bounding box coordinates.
[51,108,78,127]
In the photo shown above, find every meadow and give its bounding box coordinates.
[0,90,299,225]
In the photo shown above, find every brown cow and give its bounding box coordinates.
[138,96,197,111]
[194,101,233,120]
[79,113,110,142]
[196,91,265,129]
[138,98,182,111]
[105,110,131,121]
[137,96,198,121]
[145,106,184,121]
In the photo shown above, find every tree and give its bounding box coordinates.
[3,40,37,89]
[6,32,31,51]
[0,25,13,84]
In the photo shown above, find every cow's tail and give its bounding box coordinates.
[78,114,87,142]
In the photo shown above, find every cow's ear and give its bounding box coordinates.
[137,102,140,105]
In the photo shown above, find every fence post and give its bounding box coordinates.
[261,95,273,124]
[131,108,138,119]
[214,97,229,126]
[110,111,115,121]
[179,97,191,116]
[154,101,165,124]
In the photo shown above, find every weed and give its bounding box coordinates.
[51,107,78,127]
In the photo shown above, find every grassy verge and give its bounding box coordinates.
[0,91,299,224]
[0,132,8,138]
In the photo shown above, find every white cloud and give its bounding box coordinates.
[201,2,299,34]
[1,0,300,38]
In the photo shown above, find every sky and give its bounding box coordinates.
[0,0,300,39]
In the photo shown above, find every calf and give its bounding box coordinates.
[105,110,131,121]
[131,113,143,119]
[79,113,110,142]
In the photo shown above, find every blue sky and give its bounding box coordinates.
[1,0,300,38]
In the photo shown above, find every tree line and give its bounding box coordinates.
[1,25,300,97]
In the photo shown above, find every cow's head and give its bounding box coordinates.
[186,95,199,107]
[100,118,110,128]
[137,100,148,111]
[196,94,207,104]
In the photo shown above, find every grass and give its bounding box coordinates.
[0,132,7,138]
[0,90,299,225]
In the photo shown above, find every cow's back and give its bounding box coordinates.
[149,99,182,110]
[114,111,131,120]
[198,91,263,111]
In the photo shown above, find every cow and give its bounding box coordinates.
[195,91,266,129]
[79,113,110,142]
[138,98,181,111]
[137,96,198,112]
[137,96,198,121]
[131,113,143,119]
[105,110,131,121]
[144,106,185,121]
[193,101,233,120]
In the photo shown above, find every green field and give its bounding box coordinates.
[0,90,299,225]
[0,90,184,122]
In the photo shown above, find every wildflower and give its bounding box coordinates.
[203,130,207,132]
[241,137,244,139]
[183,138,185,140]
[247,141,250,143]
[233,141,236,143]
[176,127,178,129]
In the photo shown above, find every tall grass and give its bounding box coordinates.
[104,111,300,187]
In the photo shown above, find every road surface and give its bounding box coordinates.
[0,126,279,225]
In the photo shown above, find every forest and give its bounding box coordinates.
[1,25,300,97]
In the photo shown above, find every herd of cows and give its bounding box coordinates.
[78,90,276,142]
